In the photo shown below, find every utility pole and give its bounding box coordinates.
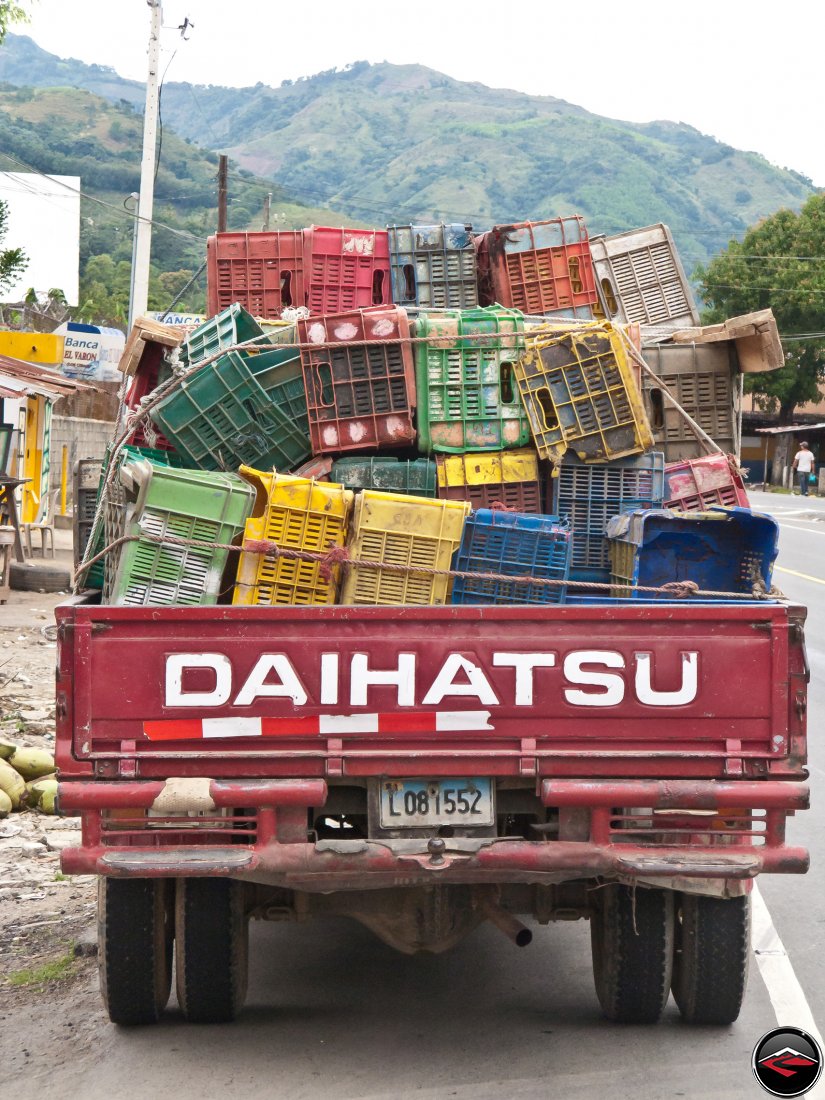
[217,155,228,233]
[262,191,271,231]
[129,0,163,331]
[126,192,140,331]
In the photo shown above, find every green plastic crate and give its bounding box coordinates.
[109,460,254,606]
[414,306,530,452]
[149,346,312,473]
[80,443,190,592]
[330,457,437,497]
[181,303,271,368]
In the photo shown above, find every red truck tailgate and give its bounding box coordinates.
[57,601,807,781]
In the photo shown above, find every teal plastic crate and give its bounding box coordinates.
[109,460,255,606]
[330,457,437,497]
[414,306,530,452]
[181,303,271,368]
[149,346,312,473]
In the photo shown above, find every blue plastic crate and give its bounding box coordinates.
[606,506,779,599]
[452,508,570,605]
[551,452,665,581]
[387,223,478,309]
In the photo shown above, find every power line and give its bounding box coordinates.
[704,283,825,294]
[0,149,207,243]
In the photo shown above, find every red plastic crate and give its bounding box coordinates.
[663,453,750,512]
[303,226,392,315]
[476,216,598,317]
[206,231,305,319]
[124,354,176,451]
[298,306,416,454]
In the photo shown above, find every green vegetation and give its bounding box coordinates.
[0,83,351,324]
[0,196,26,291]
[0,3,27,45]
[7,951,77,987]
[696,192,825,420]
[0,37,814,276]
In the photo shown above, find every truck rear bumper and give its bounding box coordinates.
[60,836,809,888]
[58,776,809,889]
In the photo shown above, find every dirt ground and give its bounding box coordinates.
[1,566,106,1082]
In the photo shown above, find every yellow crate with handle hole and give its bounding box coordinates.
[233,468,353,606]
[514,322,653,465]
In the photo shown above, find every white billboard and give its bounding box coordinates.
[0,172,80,305]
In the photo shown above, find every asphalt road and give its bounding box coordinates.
[57,492,825,1100]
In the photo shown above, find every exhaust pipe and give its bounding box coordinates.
[480,900,533,947]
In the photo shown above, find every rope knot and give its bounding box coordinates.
[659,580,700,599]
[318,544,350,581]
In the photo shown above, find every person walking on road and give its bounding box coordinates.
[792,441,816,496]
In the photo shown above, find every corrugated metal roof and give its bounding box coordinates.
[0,353,95,399]
[755,422,825,435]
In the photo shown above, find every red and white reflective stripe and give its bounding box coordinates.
[143,711,494,741]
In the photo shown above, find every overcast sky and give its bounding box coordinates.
[19,0,825,187]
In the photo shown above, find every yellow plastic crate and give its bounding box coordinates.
[341,491,470,606]
[514,322,654,464]
[436,448,542,511]
[233,468,353,606]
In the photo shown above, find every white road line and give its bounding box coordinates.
[752,883,825,1097]
[776,521,825,536]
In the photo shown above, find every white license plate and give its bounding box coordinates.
[379,779,494,829]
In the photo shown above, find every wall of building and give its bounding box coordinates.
[49,416,114,510]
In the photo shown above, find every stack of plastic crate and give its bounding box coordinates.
[150,344,311,472]
[298,306,416,454]
[452,509,571,606]
[387,223,478,309]
[108,457,254,607]
[331,457,437,497]
[475,216,598,319]
[233,469,353,606]
[303,226,392,314]
[206,231,306,319]
[415,306,529,452]
[436,449,542,512]
[514,321,654,464]
[589,224,699,329]
[341,492,470,606]
[606,506,779,599]
[551,452,665,582]
[663,453,749,512]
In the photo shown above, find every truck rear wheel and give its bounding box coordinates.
[591,883,674,1023]
[98,877,173,1025]
[672,893,750,1024]
[175,878,248,1023]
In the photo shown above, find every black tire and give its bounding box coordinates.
[98,877,173,1026]
[672,893,750,1024]
[10,561,72,593]
[591,883,674,1023]
[175,878,248,1023]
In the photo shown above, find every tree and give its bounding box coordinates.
[0,198,27,294]
[695,193,825,422]
[0,2,27,43]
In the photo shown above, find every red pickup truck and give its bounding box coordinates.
[55,599,809,1026]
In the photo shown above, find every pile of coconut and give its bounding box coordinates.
[0,743,57,816]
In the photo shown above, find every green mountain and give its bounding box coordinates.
[0,34,816,274]
[0,81,351,323]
